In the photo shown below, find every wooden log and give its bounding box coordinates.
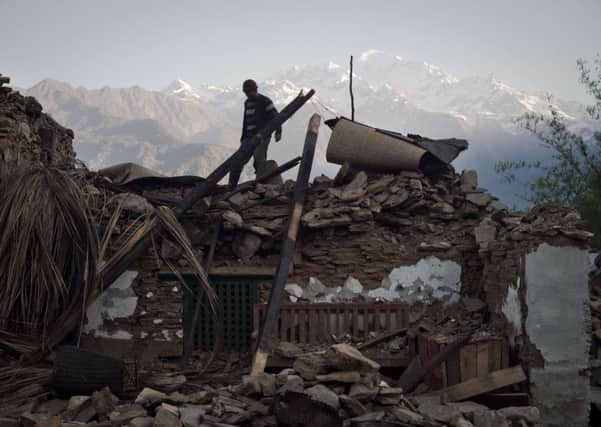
[441,366,527,402]
[251,114,320,375]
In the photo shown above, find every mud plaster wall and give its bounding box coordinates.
[83,252,185,360]
[272,221,482,296]
[524,243,590,427]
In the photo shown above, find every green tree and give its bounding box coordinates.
[496,57,601,248]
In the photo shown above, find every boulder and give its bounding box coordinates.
[343,276,363,294]
[135,388,167,407]
[460,170,478,192]
[293,353,330,380]
[339,395,367,417]
[274,341,302,358]
[304,384,340,410]
[315,371,361,383]
[129,417,154,427]
[179,405,206,427]
[497,406,540,423]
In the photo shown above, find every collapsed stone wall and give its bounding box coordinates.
[0,76,75,168]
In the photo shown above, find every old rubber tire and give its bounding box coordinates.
[51,346,124,396]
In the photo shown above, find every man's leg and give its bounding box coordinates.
[228,166,242,191]
[253,137,270,177]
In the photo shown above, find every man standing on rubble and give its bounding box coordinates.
[228,79,282,190]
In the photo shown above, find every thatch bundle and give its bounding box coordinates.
[0,167,97,353]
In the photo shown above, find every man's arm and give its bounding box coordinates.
[241,101,247,142]
[265,97,282,141]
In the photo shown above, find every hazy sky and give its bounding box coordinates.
[2,0,599,102]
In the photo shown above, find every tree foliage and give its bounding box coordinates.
[496,57,601,247]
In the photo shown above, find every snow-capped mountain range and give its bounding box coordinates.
[21,50,596,203]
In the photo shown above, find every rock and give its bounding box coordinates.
[232,230,262,260]
[377,386,402,405]
[560,228,594,240]
[154,405,182,427]
[179,405,206,427]
[222,210,243,227]
[474,218,497,249]
[240,373,276,397]
[326,343,380,371]
[135,388,168,407]
[416,401,462,423]
[466,192,492,207]
[350,412,385,423]
[460,170,478,192]
[284,283,303,302]
[315,371,361,383]
[65,396,96,423]
[419,241,452,251]
[343,276,363,294]
[390,407,424,424]
[333,162,357,186]
[496,406,540,423]
[228,192,248,209]
[143,374,187,393]
[487,200,508,212]
[432,201,456,215]
[452,416,475,427]
[293,353,330,380]
[274,341,302,358]
[306,276,327,296]
[129,417,154,427]
[109,404,148,425]
[382,191,409,209]
[339,395,367,417]
[67,396,90,412]
[345,171,368,192]
[472,411,509,427]
[277,375,304,393]
[91,387,119,417]
[313,175,332,185]
[367,175,395,194]
[366,287,398,302]
[32,399,68,417]
[447,401,489,419]
[348,383,378,402]
[305,384,340,410]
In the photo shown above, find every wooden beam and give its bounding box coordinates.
[441,366,527,402]
[251,114,321,375]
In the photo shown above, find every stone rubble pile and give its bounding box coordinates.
[4,344,541,427]
[0,74,75,168]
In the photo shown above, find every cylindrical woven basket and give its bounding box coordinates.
[326,118,425,172]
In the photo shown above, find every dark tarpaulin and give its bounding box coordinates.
[375,128,468,165]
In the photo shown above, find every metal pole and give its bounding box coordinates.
[350,55,355,121]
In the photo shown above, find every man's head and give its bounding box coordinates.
[243,79,258,100]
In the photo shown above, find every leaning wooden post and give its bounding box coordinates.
[101,90,315,288]
[251,113,321,375]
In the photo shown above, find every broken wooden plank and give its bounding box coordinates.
[399,334,472,393]
[441,366,527,402]
[357,328,407,351]
[251,114,320,375]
